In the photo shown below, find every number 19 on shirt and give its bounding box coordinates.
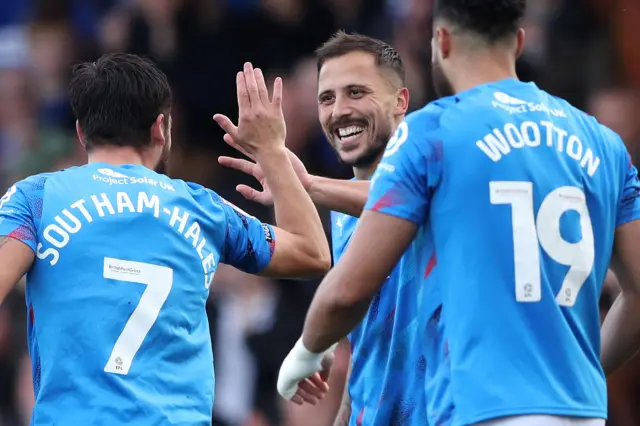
[490,181,595,307]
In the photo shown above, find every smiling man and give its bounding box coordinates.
[220,32,431,425]
[316,36,402,179]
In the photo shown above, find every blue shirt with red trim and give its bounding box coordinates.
[331,208,428,425]
[0,163,276,425]
[365,79,640,425]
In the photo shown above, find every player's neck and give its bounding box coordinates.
[353,151,385,180]
[353,165,376,181]
[451,55,518,95]
[88,146,151,169]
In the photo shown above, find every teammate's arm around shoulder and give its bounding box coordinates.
[601,149,640,376]
[0,180,39,303]
[214,63,330,278]
[219,145,371,217]
[307,177,370,217]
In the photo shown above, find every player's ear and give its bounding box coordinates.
[75,120,86,147]
[150,113,167,147]
[396,87,410,115]
[514,28,526,59]
[433,26,451,60]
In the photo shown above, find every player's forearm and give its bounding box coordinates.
[302,268,371,353]
[601,291,640,375]
[257,149,330,268]
[308,176,370,217]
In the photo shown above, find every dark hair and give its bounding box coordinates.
[315,31,405,86]
[69,53,172,151]
[434,0,526,43]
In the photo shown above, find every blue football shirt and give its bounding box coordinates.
[0,163,276,425]
[365,79,640,425]
[330,209,428,425]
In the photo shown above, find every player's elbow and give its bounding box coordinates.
[302,247,331,277]
[289,233,331,276]
[298,240,332,276]
[316,253,332,275]
[263,237,331,278]
[269,228,331,277]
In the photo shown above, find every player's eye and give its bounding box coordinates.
[349,88,364,98]
[319,94,334,104]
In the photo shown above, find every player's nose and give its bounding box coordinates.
[332,96,355,119]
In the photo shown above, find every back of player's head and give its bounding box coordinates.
[433,0,526,44]
[69,53,172,151]
[315,31,405,88]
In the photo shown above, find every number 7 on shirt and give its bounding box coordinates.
[103,257,174,375]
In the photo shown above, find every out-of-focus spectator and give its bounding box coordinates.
[589,88,640,163]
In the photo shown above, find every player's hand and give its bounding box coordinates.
[287,349,335,405]
[218,142,312,206]
[277,339,333,405]
[288,373,330,406]
[213,63,286,159]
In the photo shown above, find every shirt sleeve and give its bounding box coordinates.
[365,107,444,225]
[217,195,276,274]
[616,151,640,227]
[0,176,45,253]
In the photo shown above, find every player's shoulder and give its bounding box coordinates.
[402,91,487,141]
[177,179,213,198]
[404,98,454,131]
[10,171,60,195]
[550,93,628,153]
[180,180,257,220]
[172,179,225,210]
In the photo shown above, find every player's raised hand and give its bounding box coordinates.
[213,63,286,159]
[218,144,312,206]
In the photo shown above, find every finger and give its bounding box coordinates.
[290,395,304,405]
[217,156,256,176]
[299,377,328,398]
[309,373,330,391]
[319,352,334,382]
[254,68,269,104]
[236,184,262,202]
[292,386,318,405]
[213,115,239,139]
[236,71,251,112]
[271,76,283,107]
[243,62,260,107]
[222,134,255,160]
[319,367,331,382]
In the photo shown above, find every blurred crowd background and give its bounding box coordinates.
[0,0,639,425]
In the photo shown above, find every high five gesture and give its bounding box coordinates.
[213,63,331,278]
[214,62,286,159]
